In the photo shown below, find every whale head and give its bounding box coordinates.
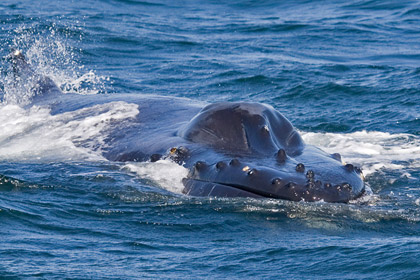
[179,102,365,203]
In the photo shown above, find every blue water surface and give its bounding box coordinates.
[0,1,420,279]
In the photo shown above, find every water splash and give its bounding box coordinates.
[1,23,110,105]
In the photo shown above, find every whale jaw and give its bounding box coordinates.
[182,157,365,203]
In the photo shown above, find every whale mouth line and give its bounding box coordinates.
[203,179,272,197]
[183,177,287,199]
[184,177,367,203]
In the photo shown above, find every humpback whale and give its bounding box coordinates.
[7,50,365,203]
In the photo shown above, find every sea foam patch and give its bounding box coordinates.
[302,130,420,177]
[0,102,139,162]
[124,159,189,195]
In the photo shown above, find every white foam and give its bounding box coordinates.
[302,130,420,177]
[123,159,189,195]
[0,102,139,162]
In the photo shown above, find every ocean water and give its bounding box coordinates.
[0,0,419,279]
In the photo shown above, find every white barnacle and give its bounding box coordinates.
[263,125,269,132]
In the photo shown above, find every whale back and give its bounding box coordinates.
[179,102,304,156]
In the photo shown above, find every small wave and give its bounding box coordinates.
[105,36,142,46]
[108,0,166,7]
[228,195,420,228]
[401,8,420,17]
[342,0,410,11]
[0,174,27,191]
[235,74,272,84]
[210,74,278,89]
[236,23,309,33]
